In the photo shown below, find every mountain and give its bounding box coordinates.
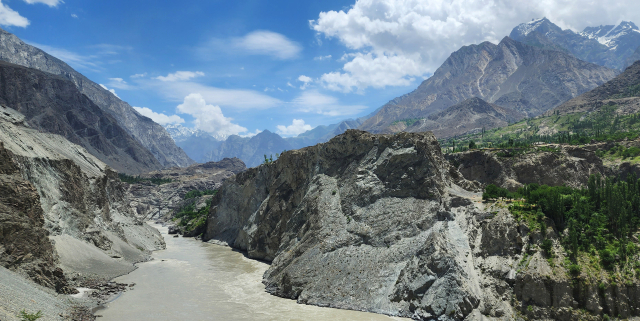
[360,37,617,133]
[510,18,640,70]
[167,119,363,167]
[551,60,640,116]
[0,27,193,168]
[203,130,291,167]
[626,46,640,69]
[397,97,525,138]
[0,61,162,174]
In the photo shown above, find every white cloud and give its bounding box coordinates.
[287,82,295,88]
[233,30,302,59]
[277,119,314,137]
[311,0,640,93]
[292,90,367,116]
[99,84,120,98]
[200,30,302,60]
[240,129,263,138]
[26,41,104,71]
[155,71,205,82]
[298,75,313,90]
[150,80,282,110]
[0,2,29,27]
[131,73,147,78]
[176,93,248,138]
[314,55,332,61]
[71,13,77,18]
[133,107,185,126]
[23,0,62,6]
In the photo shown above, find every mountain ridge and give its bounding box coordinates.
[0,27,194,169]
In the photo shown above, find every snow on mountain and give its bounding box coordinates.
[514,18,548,37]
[581,21,640,49]
[164,124,224,143]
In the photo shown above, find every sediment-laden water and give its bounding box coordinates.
[98,224,407,321]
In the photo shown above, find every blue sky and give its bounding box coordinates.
[1,0,639,138]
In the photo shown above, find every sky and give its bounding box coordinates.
[1,0,639,138]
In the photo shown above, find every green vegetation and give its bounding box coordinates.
[442,104,640,152]
[183,189,217,200]
[118,173,172,185]
[610,83,640,99]
[482,184,513,201]
[173,189,217,232]
[502,175,640,275]
[263,151,284,164]
[392,118,424,127]
[19,310,42,321]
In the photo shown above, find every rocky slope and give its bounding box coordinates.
[360,37,617,133]
[511,18,640,70]
[551,60,640,116]
[446,144,610,191]
[202,129,640,320]
[125,158,246,221]
[0,27,193,168]
[393,98,525,138]
[0,106,164,289]
[626,46,640,69]
[0,61,162,174]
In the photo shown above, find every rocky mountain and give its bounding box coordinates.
[0,61,162,174]
[0,105,165,316]
[551,60,640,116]
[200,129,640,320]
[0,27,193,168]
[360,37,617,133]
[391,97,525,138]
[168,119,363,167]
[510,18,640,70]
[626,46,640,68]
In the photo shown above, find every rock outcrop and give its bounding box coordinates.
[0,106,164,285]
[125,158,246,220]
[0,27,193,168]
[0,141,72,293]
[446,145,609,191]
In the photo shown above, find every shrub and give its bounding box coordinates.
[540,239,553,255]
[569,264,581,276]
[19,310,42,321]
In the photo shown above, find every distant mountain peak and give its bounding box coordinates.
[511,17,561,38]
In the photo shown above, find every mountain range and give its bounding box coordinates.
[167,119,363,167]
[511,18,640,70]
[0,27,193,170]
[359,36,617,133]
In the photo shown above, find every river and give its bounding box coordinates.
[98,224,408,321]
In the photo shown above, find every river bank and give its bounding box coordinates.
[96,223,409,320]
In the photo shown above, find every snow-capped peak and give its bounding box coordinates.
[580,21,639,49]
[514,18,547,37]
[164,124,225,142]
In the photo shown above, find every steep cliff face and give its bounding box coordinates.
[0,106,164,284]
[360,37,617,133]
[0,142,71,293]
[0,61,162,174]
[0,27,193,168]
[203,130,640,320]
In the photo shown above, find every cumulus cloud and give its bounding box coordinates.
[0,2,29,27]
[156,71,205,82]
[133,107,185,125]
[293,90,367,116]
[176,93,248,138]
[277,119,314,137]
[312,0,640,93]
[99,84,119,98]
[240,129,263,138]
[23,0,62,6]
[298,75,313,90]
